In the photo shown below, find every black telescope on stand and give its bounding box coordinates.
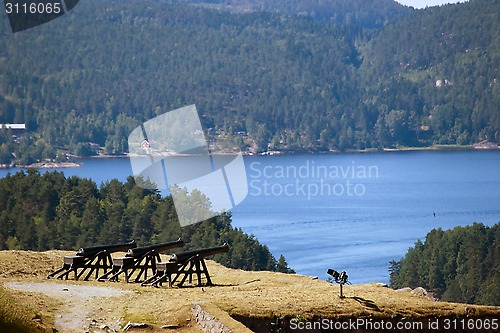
[327,268,350,298]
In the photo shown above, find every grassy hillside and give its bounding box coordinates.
[1,250,500,333]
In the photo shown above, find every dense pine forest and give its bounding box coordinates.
[0,0,498,164]
[172,0,413,27]
[0,170,294,273]
[389,222,500,306]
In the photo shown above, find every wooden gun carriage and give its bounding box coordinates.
[47,240,136,281]
[142,243,229,287]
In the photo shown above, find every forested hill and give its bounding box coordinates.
[361,0,500,146]
[0,170,294,273]
[0,0,498,164]
[389,222,499,306]
[172,0,414,28]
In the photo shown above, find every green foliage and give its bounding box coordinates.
[390,222,500,305]
[0,0,497,160]
[0,171,280,272]
[276,254,296,274]
[0,127,56,166]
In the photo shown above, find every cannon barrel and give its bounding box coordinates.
[169,243,229,263]
[125,238,184,258]
[77,240,136,257]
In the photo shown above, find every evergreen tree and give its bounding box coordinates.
[276,255,295,274]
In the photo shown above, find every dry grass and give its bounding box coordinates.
[1,250,499,332]
[0,283,60,333]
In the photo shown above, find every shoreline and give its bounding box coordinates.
[261,144,499,156]
[1,144,498,170]
[16,162,83,169]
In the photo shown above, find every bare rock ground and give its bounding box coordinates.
[4,282,131,333]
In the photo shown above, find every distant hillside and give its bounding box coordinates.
[361,0,500,146]
[0,0,498,163]
[0,0,362,160]
[172,0,414,28]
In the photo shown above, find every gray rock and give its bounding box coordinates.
[411,287,428,297]
[123,322,149,331]
[161,324,181,329]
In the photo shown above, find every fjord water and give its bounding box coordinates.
[2,151,499,283]
[235,151,500,283]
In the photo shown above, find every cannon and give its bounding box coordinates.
[126,239,184,258]
[76,241,137,257]
[142,243,229,288]
[98,238,185,283]
[168,243,229,264]
[47,240,136,281]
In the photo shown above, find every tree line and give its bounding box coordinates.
[389,222,499,306]
[0,170,294,273]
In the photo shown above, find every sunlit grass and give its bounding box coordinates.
[1,250,499,333]
[0,285,48,333]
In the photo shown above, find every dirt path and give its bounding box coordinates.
[4,282,131,333]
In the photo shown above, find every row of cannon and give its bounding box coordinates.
[47,239,229,287]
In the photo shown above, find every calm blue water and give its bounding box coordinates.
[1,151,499,284]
